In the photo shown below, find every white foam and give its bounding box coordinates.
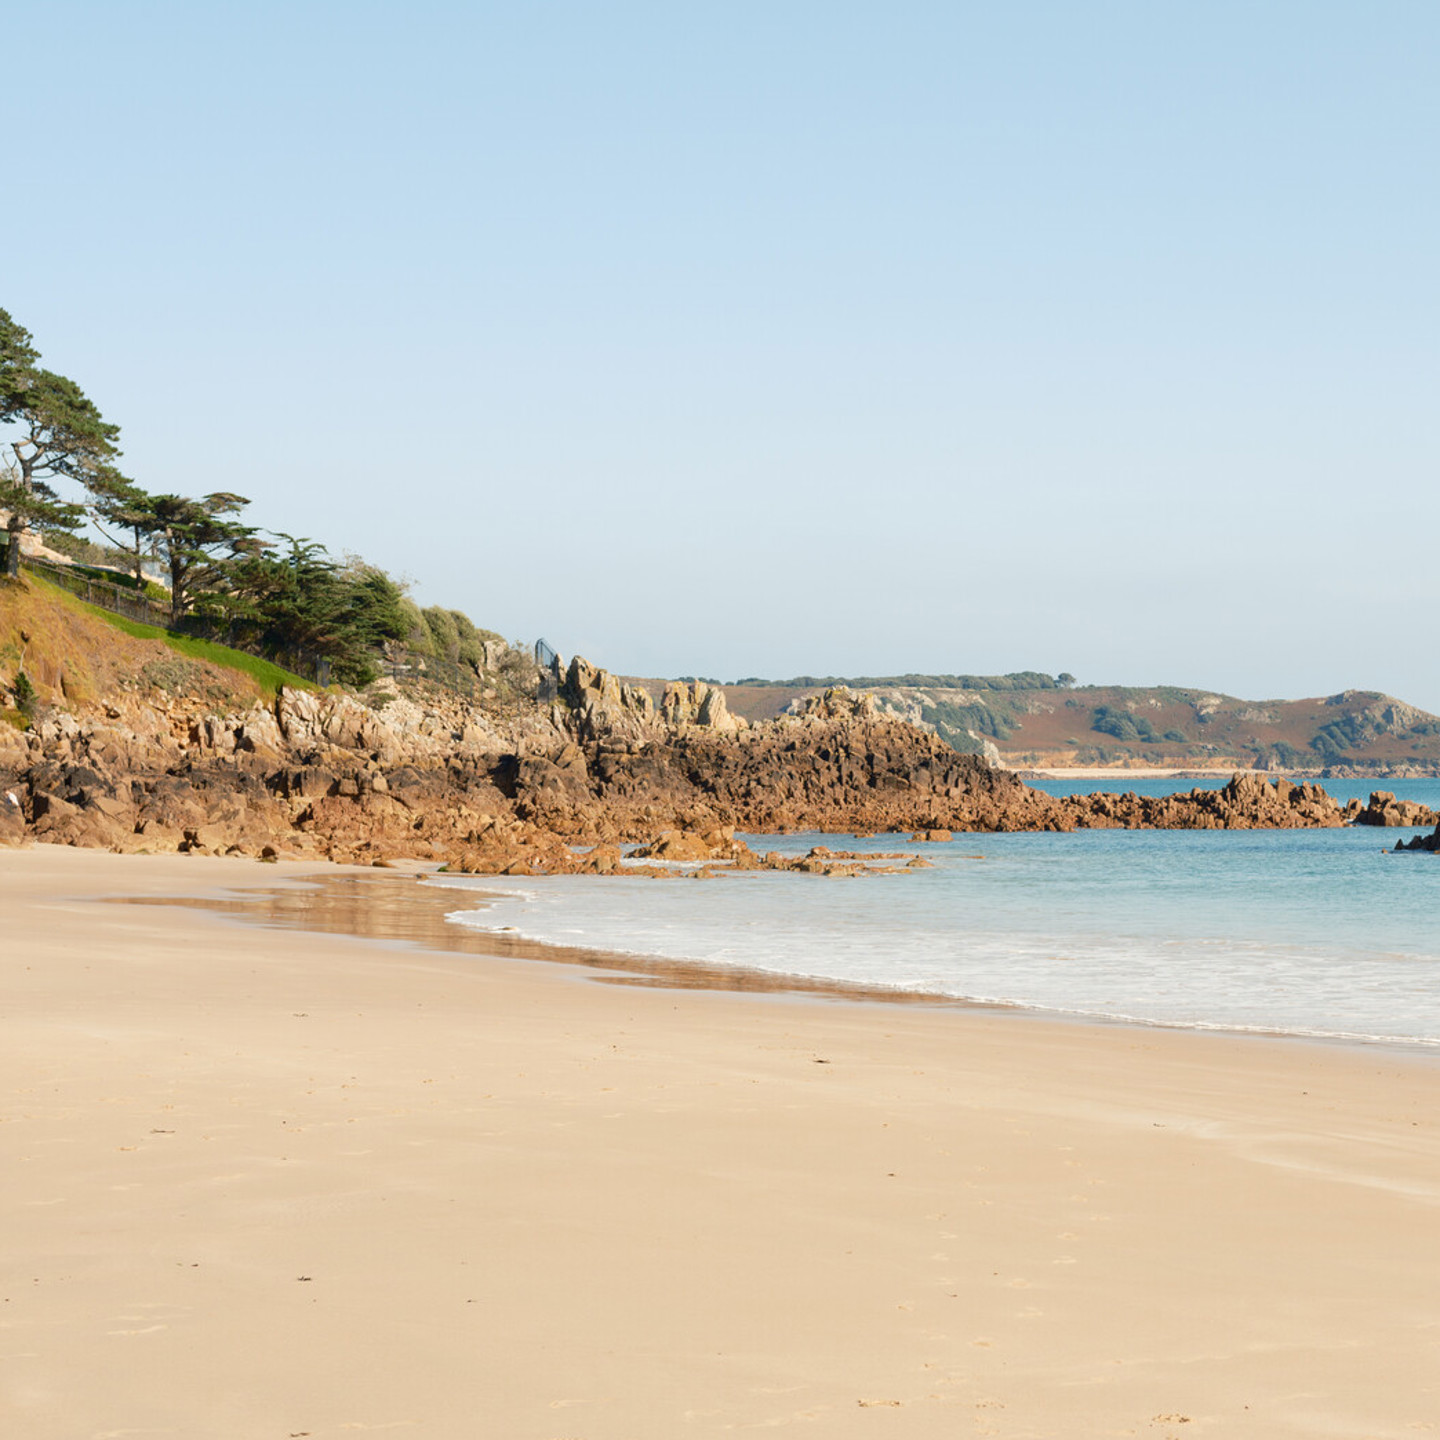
[427,825,1440,1047]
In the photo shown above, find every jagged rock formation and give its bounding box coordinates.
[1347,791,1439,828]
[446,821,933,878]
[1056,774,1344,830]
[0,681,543,863]
[1394,825,1440,853]
[506,688,1348,840]
[0,642,1363,865]
[661,678,742,732]
[559,656,657,744]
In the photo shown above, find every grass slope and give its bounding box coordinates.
[77,606,313,699]
[5,573,312,706]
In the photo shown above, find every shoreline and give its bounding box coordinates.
[428,874,1440,1057]
[105,857,1440,1056]
[6,845,1440,1437]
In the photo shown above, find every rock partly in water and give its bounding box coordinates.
[0,623,1369,865]
[1353,791,1440,828]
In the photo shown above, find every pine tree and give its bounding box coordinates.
[1,309,121,575]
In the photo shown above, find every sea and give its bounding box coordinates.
[434,777,1440,1050]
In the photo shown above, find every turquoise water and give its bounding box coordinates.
[437,779,1440,1048]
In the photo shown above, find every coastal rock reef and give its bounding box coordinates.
[1,655,1393,869]
[3,575,1423,866]
[1394,824,1440,854]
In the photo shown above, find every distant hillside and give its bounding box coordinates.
[628,674,1440,776]
[733,671,1072,692]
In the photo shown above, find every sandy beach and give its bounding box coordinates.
[4,847,1439,1439]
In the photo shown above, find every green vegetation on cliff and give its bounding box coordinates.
[28,573,312,699]
[3,306,507,693]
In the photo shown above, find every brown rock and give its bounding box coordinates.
[629,830,713,862]
[1354,791,1439,828]
[579,843,624,874]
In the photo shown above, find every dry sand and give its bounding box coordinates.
[3,845,1439,1439]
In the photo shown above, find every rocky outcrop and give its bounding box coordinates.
[1394,825,1440,853]
[559,659,749,744]
[509,691,1349,840]
[514,695,1058,839]
[0,659,1370,866]
[1350,791,1439,828]
[661,680,742,732]
[448,821,933,879]
[6,564,1403,865]
[1056,774,1345,831]
[560,657,657,745]
[0,677,552,863]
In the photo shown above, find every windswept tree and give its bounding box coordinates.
[343,561,411,655]
[86,466,157,586]
[229,538,411,684]
[138,491,257,624]
[1,308,121,575]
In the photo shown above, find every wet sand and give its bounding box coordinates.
[4,844,1440,1439]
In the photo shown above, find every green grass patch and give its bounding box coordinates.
[29,573,315,699]
[92,611,313,697]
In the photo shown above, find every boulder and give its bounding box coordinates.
[0,790,25,845]
[629,830,714,862]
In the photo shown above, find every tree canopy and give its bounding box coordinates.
[2,305,502,690]
[1,308,122,573]
[228,537,411,686]
[87,467,159,585]
[136,491,257,624]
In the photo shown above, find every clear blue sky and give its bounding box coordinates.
[7,2,1438,708]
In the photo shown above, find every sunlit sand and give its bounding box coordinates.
[4,846,1439,1438]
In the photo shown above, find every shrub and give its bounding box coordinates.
[397,597,433,655]
[1091,705,1156,743]
[13,670,36,716]
[448,609,501,673]
[1311,715,1374,756]
[422,606,460,663]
